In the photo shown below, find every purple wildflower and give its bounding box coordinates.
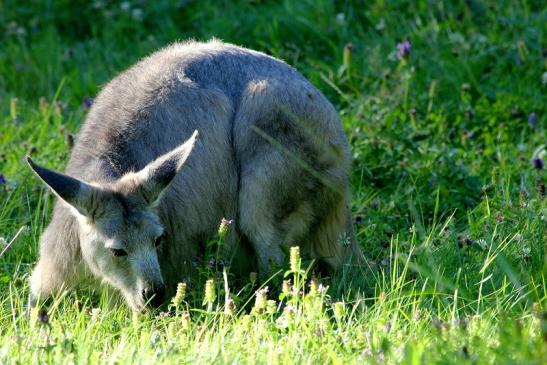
[528,113,536,128]
[396,38,411,59]
[532,157,544,170]
[83,97,94,108]
[37,309,49,324]
[462,346,470,359]
[208,256,216,267]
[0,174,6,184]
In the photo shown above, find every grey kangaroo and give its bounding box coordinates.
[27,40,363,311]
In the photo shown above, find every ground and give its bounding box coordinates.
[0,0,545,364]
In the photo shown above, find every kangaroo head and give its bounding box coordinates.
[28,131,198,311]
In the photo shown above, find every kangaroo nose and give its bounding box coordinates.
[142,283,166,307]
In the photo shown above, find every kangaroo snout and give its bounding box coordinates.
[141,282,166,307]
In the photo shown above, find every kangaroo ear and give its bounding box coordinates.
[136,130,198,205]
[27,157,99,218]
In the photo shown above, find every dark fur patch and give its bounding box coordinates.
[152,158,178,190]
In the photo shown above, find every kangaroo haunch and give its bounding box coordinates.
[28,40,363,311]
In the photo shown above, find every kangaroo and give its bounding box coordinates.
[27,40,363,311]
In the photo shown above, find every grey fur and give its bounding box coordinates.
[28,40,363,311]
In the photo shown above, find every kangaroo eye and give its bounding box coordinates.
[155,233,165,247]
[110,248,128,257]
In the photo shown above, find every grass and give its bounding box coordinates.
[0,0,545,363]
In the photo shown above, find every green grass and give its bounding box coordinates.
[0,0,545,363]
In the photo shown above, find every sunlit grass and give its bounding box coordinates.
[0,0,545,363]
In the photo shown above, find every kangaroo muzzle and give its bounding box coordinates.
[141,282,166,307]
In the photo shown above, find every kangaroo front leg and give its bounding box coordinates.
[29,259,63,307]
[254,240,286,278]
[29,253,82,307]
[28,207,82,308]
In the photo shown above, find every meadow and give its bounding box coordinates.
[0,0,545,363]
